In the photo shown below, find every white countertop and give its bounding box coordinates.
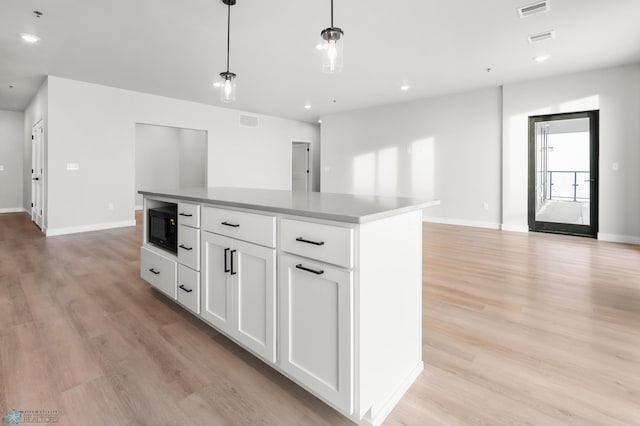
[139,187,439,224]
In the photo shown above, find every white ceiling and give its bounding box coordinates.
[1,0,640,123]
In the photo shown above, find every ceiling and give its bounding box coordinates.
[1,0,640,123]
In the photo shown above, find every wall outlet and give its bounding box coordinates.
[612,162,619,171]
[483,202,489,210]
[108,202,114,211]
[0,165,4,171]
[66,163,79,171]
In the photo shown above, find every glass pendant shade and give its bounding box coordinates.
[320,27,344,74]
[220,72,236,102]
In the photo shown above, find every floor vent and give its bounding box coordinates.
[518,1,550,18]
[528,30,555,44]
[239,114,259,128]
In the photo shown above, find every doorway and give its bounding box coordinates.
[528,111,599,237]
[31,120,44,230]
[292,142,310,191]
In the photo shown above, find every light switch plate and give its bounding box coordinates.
[66,163,79,171]
[0,165,4,171]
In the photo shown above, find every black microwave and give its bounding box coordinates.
[148,205,178,253]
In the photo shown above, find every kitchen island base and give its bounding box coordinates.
[139,189,435,425]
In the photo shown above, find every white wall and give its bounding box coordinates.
[46,76,319,235]
[178,127,207,189]
[135,124,207,207]
[23,78,48,223]
[0,110,24,211]
[502,63,640,243]
[321,87,503,228]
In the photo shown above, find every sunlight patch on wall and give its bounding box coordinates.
[560,95,600,112]
[377,147,398,196]
[411,137,435,197]
[353,152,376,194]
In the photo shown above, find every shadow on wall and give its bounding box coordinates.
[352,137,436,198]
[134,123,208,208]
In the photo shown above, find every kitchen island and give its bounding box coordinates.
[139,187,438,425]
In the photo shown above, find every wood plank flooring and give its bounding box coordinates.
[1,212,639,425]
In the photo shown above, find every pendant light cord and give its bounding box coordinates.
[226,1,231,72]
[330,0,334,27]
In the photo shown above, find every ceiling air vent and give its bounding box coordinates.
[239,114,259,128]
[518,1,550,18]
[528,30,555,44]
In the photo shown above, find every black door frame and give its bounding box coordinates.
[528,110,599,238]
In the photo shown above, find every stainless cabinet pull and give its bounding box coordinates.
[221,221,240,228]
[149,268,160,275]
[179,213,193,217]
[179,244,193,251]
[295,237,325,246]
[179,284,193,293]
[295,264,324,275]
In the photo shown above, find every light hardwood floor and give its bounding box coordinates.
[1,212,639,425]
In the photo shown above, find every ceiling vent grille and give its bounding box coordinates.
[518,1,550,18]
[239,114,259,128]
[528,30,555,43]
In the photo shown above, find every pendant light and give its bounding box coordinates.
[219,0,237,102]
[319,0,344,73]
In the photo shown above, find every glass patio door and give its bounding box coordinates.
[528,111,599,237]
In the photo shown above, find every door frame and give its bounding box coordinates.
[291,141,311,191]
[31,119,45,231]
[528,110,599,237]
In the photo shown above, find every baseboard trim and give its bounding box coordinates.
[363,361,424,426]
[46,220,136,236]
[598,233,640,245]
[501,224,529,233]
[424,216,501,230]
[0,207,28,214]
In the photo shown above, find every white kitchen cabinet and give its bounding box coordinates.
[201,231,276,363]
[140,246,177,299]
[140,189,435,426]
[279,253,353,414]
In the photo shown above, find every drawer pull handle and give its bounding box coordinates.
[179,244,193,251]
[296,264,324,275]
[179,213,193,217]
[230,250,237,275]
[221,221,240,228]
[149,268,160,275]
[295,237,325,246]
[224,248,230,273]
[179,284,193,293]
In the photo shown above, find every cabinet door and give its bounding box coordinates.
[200,232,233,333]
[279,254,353,414]
[231,240,276,363]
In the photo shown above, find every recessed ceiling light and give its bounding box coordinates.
[20,33,40,43]
[304,104,312,110]
[318,119,322,123]
[534,55,550,63]
[400,85,410,91]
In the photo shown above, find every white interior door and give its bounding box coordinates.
[31,122,44,229]
[292,142,310,191]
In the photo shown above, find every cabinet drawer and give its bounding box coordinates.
[202,207,276,248]
[178,225,200,271]
[178,202,200,228]
[178,264,200,314]
[281,219,354,268]
[141,246,177,299]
